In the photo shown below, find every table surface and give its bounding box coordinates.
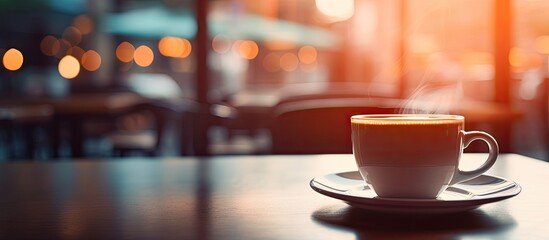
[0,153,547,239]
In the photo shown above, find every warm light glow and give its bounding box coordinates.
[409,34,439,54]
[116,42,135,63]
[158,36,191,58]
[460,51,493,66]
[298,46,317,64]
[509,47,528,69]
[67,46,85,61]
[263,52,281,72]
[58,55,80,79]
[212,34,231,54]
[528,53,544,69]
[179,39,192,58]
[158,37,181,57]
[82,50,102,71]
[535,35,549,54]
[315,0,354,22]
[63,26,82,46]
[134,45,154,67]
[55,39,72,58]
[2,48,24,71]
[40,35,59,56]
[280,52,299,72]
[73,15,94,35]
[264,41,296,51]
[236,40,259,60]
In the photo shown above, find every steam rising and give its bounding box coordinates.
[398,80,463,114]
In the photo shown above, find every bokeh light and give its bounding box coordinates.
[178,38,192,58]
[67,46,85,61]
[55,39,72,58]
[315,0,354,22]
[82,50,102,71]
[236,40,259,60]
[212,34,231,54]
[134,45,154,67]
[280,52,299,72]
[298,46,317,64]
[158,36,191,58]
[509,47,527,69]
[2,48,24,71]
[63,26,82,46]
[73,15,94,35]
[40,35,59,56]
[262,52,281,72]
[116,42,135,63]
[58,55,80,79]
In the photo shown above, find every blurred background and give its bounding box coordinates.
[0,0,548,160]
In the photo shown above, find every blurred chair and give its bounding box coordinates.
[0,104,54,160]
[120,73,241,155]
[108,102,176,157]
[270,98,399,154]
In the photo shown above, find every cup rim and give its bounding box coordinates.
[351,114,464,121]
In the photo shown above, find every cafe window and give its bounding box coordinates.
[0,0,521,104]
[1,0,548,157]
[207,0,507,105]
[513,0,549,100]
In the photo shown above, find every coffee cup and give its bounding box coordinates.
[351,114,498,199]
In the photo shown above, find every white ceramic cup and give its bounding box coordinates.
[351,114,499,199]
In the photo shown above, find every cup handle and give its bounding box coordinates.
[449,130,499,185]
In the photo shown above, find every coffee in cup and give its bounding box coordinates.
[351,114,498,199]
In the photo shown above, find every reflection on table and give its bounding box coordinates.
[0,153,547,239]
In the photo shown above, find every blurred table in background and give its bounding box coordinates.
[0,93,148,158]
[45,93,148,158]
[0,103,54,159]
[0,153,546,239]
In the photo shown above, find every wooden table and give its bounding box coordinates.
[0,153,547,239]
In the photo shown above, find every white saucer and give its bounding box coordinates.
[310,171,521,214]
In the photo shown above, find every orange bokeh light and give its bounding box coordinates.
[58,55,80,79]
[116,42,135,63]
[82,50,102,71]
[236,40,259,60]
[134,45,154,67]
[55,39,72,58]
[158,36,191,58]
[2,48,24,71]
[73,15,94,35]
[63,26,82,46]
[67,46,85,61]
[40,35,59,56]
[262,52,281,72]
[509,47,527,69]
[280,52,299,72]
[298,46,317,64]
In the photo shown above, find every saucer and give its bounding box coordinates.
[310,171,521,214]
